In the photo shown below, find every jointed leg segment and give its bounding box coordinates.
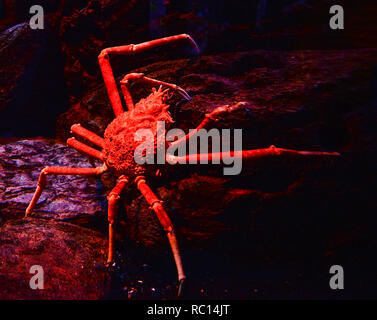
[170,102,249,149]
[98,34,199,116]
[167,145,340,164]
[120,73,191,110]
[107,176,129,265]
[100,34,199,57]
[70,124,105,149]
[25,165,107,217]
[135,176,186,291]
[67,137,104,161]
[167,101,340,163]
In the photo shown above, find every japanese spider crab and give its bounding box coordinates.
[25,34,340,296]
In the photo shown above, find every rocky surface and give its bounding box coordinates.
[53,45,377,297]
[1,46,377,298]
[0,139,107,226]
[0,22,68,137]
[1,1,376,137]
[0,218,110,299]
[57,48,377,154]
[2,137,375,256]
[1,132,376,299]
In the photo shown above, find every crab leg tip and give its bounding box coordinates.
[178,87,191,100]
[184,34,200,54]
[177,279,186,298]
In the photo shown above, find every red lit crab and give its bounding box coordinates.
[25,34,339,296]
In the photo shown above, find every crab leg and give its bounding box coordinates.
[120,73,191,110]
[98,50,124,116]
[25,165,107,217]
[135,176,186,296]
[67,137,104,161]
[98,34,199,116]
[70,124,105,149]
[107,176,129,265]
[101,34,199,56]
[170,102,249,148]
[167,145,340,164]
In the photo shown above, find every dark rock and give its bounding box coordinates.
[265,0,377,50]
[122,153,377,255]
[114,151,377,299]
[57,49,377,154]
[0,218,110,299]
[53,49,377,258]
[1,135,376,299]
[2,45,377,258]
[58,0,151,104]
[0,0,69,32]
[0,22,68,137]
[2,0,375,127]
[2,136,374,265]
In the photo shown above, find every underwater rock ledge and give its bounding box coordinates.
[0,139,106,226]
[0,218,110,299]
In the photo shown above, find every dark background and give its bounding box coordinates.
[1,0,376,138]
[0,0,376,300]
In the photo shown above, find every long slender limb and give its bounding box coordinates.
[135,176,186,295]
[120,76,135,111]
[98,49,124,116]
[98,34,199,116]
[167,145,340,164]
[170,102,249,149]
[107,176,129,265]
[120,73,191,110]
[25,165,107,217]
[101,34,199,56]
[67,137,104,161]
[70,124,105,149]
